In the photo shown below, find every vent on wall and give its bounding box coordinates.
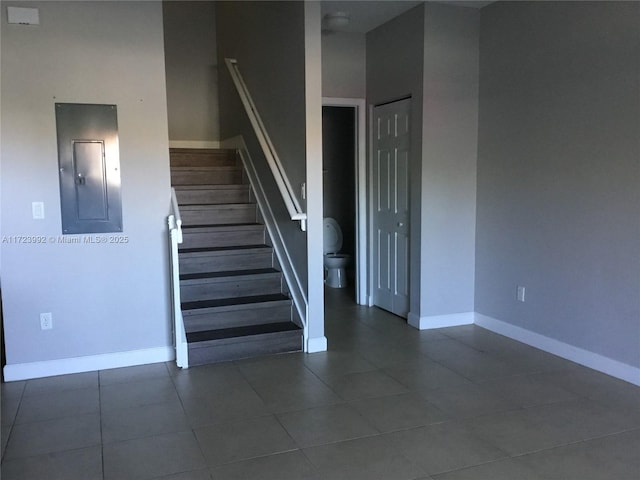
[7,6,39,25]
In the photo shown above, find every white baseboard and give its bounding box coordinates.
[307,336,328,353]
[3,346,175,382]
[408,311,475,330]
[169,140,221,149]
[474,313,640,386]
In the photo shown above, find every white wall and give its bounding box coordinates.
[322,31,366,98]
[163,1,220,143]
[1,1,172,379]
[476,2,640,370]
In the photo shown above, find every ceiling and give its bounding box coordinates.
[321,1,494,33]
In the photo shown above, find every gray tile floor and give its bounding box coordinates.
[2,288,639,479]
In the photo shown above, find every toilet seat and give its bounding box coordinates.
[323,217,343,254]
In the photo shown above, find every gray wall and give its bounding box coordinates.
[322,31,366,98]
[367,4,426,318]
[163,1,219,142]
[420,3,479,316]
[216,1,308,289]
[476,1,640,367]
[0,2,172,364]
[367,3,479,320]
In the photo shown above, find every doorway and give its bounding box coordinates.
[322,98,367,305]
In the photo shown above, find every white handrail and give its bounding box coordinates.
[227,135,309,348]
[225,58,307,231]
[168,187,188,368]
[170,187,183,243]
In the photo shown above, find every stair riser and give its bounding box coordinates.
[180,206,257,226]
[179,252,273,274]
[171,169,242,185]
[184,304,291,332]
[170,151,237,168]
[180,277,282,302]
[188,331,302,366]
[175,189,250,205]
[181,229,265,249]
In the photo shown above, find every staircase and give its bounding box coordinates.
[170,148,302,366]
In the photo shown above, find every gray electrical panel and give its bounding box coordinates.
[55,103,122,234]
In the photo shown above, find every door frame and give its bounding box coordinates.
[322,97,368,306]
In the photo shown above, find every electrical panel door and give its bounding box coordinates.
[55,103,122,234]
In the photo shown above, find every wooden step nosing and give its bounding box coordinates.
[180,268,279,280]
[181,224,264,233]
[170,147,236,153]
[182,298,291,316]
[188,333,302,351]
[180,204,256,211]
[187,328,302,348]
[181,221,259,229]
[178,246,271,258]
[171,166,240,171]
[174,185,249,191]
[180,271,282,286]
[184,315,291,333]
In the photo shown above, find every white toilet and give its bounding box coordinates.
[324,217,351,288]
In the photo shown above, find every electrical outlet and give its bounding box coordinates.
[40,312,53,330]
[517,286,526,302]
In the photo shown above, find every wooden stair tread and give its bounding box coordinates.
[174,184,249,190]
[180,203,255,209]
[179,244,270,254]
[174,186,252,207]
[182,293,290,311]
[177,200,253,207]
[171,165,240,171]
[187,322,301,344]
[180,268,279,281]
[182,223,262,230]
[182,223,263,229]
[170,148,236,154]
[169,149,238,168]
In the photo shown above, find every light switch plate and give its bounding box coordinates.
[32,201,45,219]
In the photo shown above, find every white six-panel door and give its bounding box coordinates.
[372,98,410,317]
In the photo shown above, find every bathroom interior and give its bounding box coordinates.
[322,105,357,300]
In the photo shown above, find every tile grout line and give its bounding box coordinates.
[505,424,640,460]
[1,380,26,464]
[165,362,213,477]
[98,370,106,480]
